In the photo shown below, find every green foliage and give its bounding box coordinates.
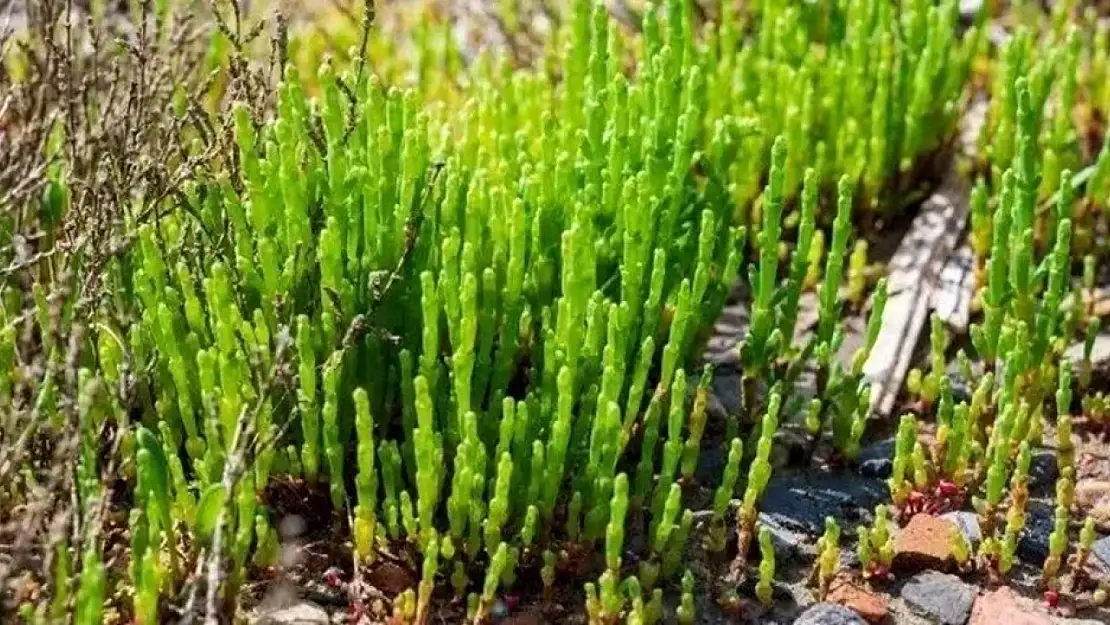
[0,0,1008,620]
[90,0,803,614]
[75,544,106,625]
[978,9,1110,256]
[737,155,888,467]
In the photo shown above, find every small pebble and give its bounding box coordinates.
[901,570,976,625]
[793,602,868,625]
[857,439,895,479]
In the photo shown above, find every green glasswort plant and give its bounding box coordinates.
[2,0,987,621]
[102,0,776,619]
[756,525,775,608]
[815,517,841,601]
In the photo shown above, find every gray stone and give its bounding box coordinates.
[1028,449,1059,496]
[755,472,886,566]
[253,602,329,625]
[706,301,748,367]
[900,571,976,625]
[941,511,982,545]
[840,546,861,570]
[694,440,730,485]
[760,473,886,538]
[772,424,812,469]
[793,603,868,625]
[857,438,895,479]
[710,371,743,417]
[1093,535,1110,569]
[757,511,817,562]
[945,372,974,405]
[707,390,729,420]
[1018,501,1053,565]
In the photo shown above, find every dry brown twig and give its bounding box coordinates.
[0,0,283,618]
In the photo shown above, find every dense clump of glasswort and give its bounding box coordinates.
[9,1,984,621]
[710,0,977,215]
[118,1,769,619]
[893,76,1094,590]
[725,143,889,579]
[290,0,977,219]
[974,12,1110,266]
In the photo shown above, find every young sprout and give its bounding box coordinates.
[857,526,873,576]
[1081,318,1099,390]
[1056,362,1075,475]
[816,517,841,601]
[598,570,622,622]
[1074,517,1097,575]
[805,230,826,291]
[890,414,918,509]
[907,315,947,407]
[1041,504,1069,588]
[646,588,663,624]
[999,443,1033,575]
[872,505,895,575]
[475,542,508,622]
[969,180,991,263]
[353,387,377,563]
[911,441,930,491]
[625,577,646,625]
[1057,468,1076,512]
[662,510,695,581]
[415,535,439,624]
[951,525,971,571]
[606,474,629,573]
[707,438,743,552]
[393,589,417,623]
[75,544,106,625]
[676,571,695,625]
[732,389,781,577]
[541,550,556,601]
[756,526,775,607]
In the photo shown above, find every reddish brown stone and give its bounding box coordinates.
[893,513,958,573]
[827,576,889,624]
[366,560,417,596]
[968,587,1052,625]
